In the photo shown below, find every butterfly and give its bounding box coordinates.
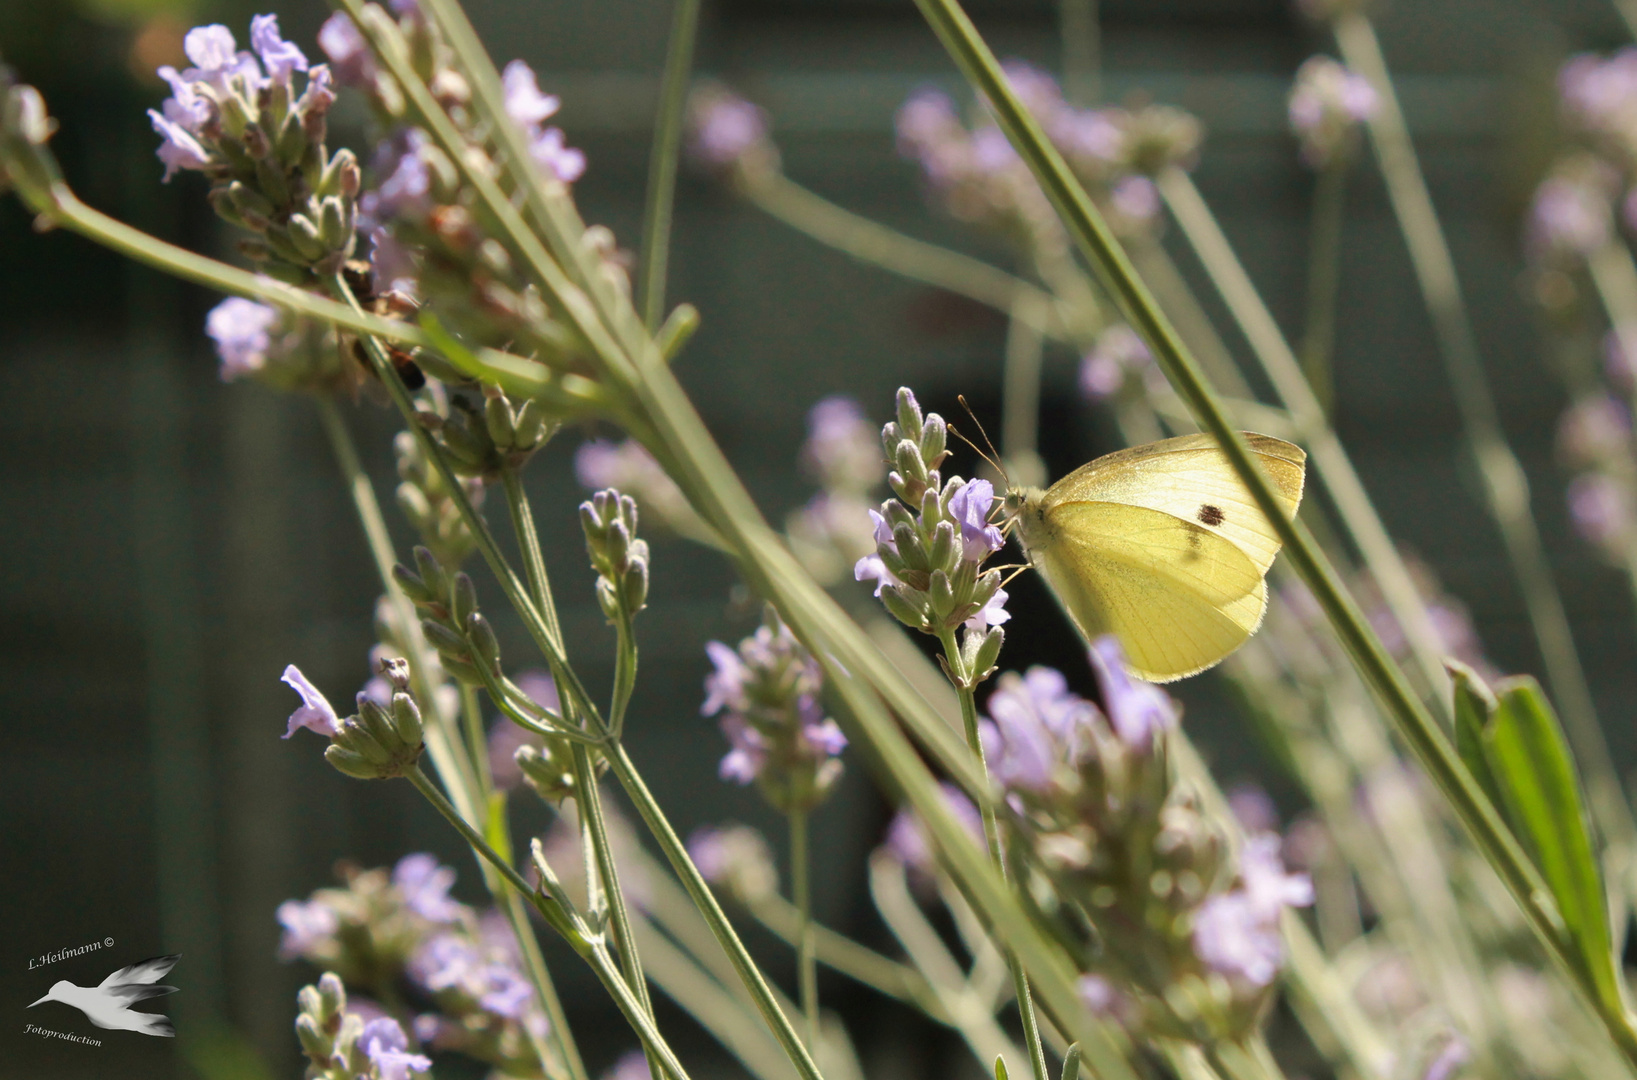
[1003,432,1307,683]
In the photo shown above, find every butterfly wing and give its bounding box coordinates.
[1031,500,1269,682]
[1042,432,1306,575]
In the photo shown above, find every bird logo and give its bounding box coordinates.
[28,954,180,1037]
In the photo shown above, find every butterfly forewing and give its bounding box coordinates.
[1041,432,1306,575]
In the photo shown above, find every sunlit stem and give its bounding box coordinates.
[790,808,820,1051]
[637,0,703,329]
[936,629,1049,1080]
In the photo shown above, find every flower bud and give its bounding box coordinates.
[390,691,423,746]
[452,571,478,624]
[295,1013,330,1061]
[412,546,449,605]
[392,563,435,604]
[467,612,501,669]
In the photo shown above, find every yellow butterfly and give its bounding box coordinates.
[1003,432,1307,683]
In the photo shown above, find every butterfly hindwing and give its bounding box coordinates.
[1033,501,1270,682]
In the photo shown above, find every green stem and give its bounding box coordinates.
[908,0,1637,1064]
[603,740,831,1080]
[790,808,820,1051]
[1299,161,1347,419]
[937,632,1049,1080]
[460,682,494,799]
[743,173,1061,329]
[316,401,583,1080]
[742,893,946,1019]
[637,0,702,330]
[1155,169,1452,707]
[406,765,690,1080]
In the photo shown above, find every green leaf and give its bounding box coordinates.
[994,1056,1010,1080]
[1483,676,1620,1011]
[1447,659,1504,814]
[1060,1044,1082,1080]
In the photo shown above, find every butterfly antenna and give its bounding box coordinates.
[999,564,1032,589]
[954,395,1008,483]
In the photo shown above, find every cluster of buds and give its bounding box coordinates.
[855,389,1008,687]
[702,607,848,813]
[282,659,425,780]
[1078,324,1161,403]
[395,428,484,568]
[575,438,708,539]
[984,640,1310,1041]
[295,973,431,1080]
[787,396,886,584]
[420,389,552,483]
[688,824,781,905]
[894,62,1199,241]
[317,4,590,356]
[282,855,548,1077]
[581,489,652,623]
[393,547,502,686]
[686,83,780,190]
[148,19,357,284]
[1287,56,1378,170]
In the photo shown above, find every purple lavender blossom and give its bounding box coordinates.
[370,130,437,224]
[965,587,1010,632]
[1569,472,1631,549]
[1078,324,1152,401]
[980,666,1097,792]
[1287,56,1378,168]
[1109,175,1160,223]
[1075,974,1136,1025]
[853,510,903,597]
[249,14,308,82]
[883,782,984,875]
[317,12,375,85]
[802,396,882,493]
[1053,108,1125,165]
[948,479,1006,561]
[281,664,340,738]
[605,1050,653,1080]
[716,714,768,783]
[1527,171,1614,260]
[1088,636,1174,752]
[147,107,211,181]
[1000,61,1065,124]
[393,853,464,923]
[1191,834,1312,986]
[689,87,769,169]
[896,89,960,158]
[502,61,562,127]
[531,127,586,184]
[1226,784,1279,835]
[205,298,279,380]
[275,897,339,958]
[1560,50,1637,137]
[360,1018,432,1080]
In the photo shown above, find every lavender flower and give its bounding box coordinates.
[689,824,779,902]
[575,438,694,530]
[882,783,985,881]
[980,666,1098,792]
[688,83,774,177]
[702,609,846,812]
[393,854,463,923]
[361,1018,432,1080]
[1526,162,1616,263]
[249,14,308,82]
[1191,835,1312,987]
[206,298,279,381]
[604,1050,653,1080]
[277,897,341,959]
[282,664,340,738]
[1569,472,1633,552]
[801,396,883,494]
[1288,56,1378,169]
[1088,635,1174,752]
[317,12,375,85]
[855,388,1010,657]
[499,61,585,183]
[1078,324,1154,401]
[1560,49,1637,167]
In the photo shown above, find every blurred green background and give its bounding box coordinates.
[4,0,1637,1076]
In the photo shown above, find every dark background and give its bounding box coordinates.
[3,0,1635,1076]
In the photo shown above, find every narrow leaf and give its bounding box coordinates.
[1483,676,1620,1010]
[1447,659,1504,814]
[1060,1043,1082,1080]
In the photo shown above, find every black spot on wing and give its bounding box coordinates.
[1197,504,1225,527]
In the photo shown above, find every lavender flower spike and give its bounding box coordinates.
[281,664,339,738]
[360,1017,432,1080]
